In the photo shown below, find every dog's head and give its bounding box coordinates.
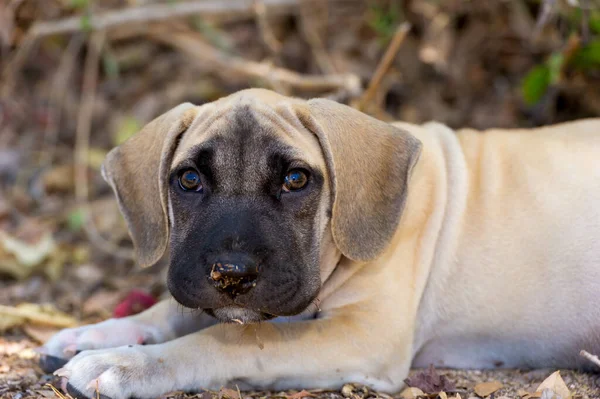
[102,89,421,323]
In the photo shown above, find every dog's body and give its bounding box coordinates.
[43,89,600,399]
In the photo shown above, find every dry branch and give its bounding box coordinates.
[358,23,411,111]
[147,26,361,94]
[28,0,300,38]
[74,32,135,260]
[254,0,283,54]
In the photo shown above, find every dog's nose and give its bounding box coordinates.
[209,259,258,297]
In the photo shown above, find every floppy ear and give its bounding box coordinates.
[101,103,198,267]
[295,98,422,262]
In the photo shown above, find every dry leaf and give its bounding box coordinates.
[218,387,241,399]
[404,365,456,394]
[474,381,503,397]
[35,390,57,398]
[438,392,448,399]
[535,371,571,399]
[286,390,316,399]
[23,325,60,344]
[0,303,77,333]
[400,387,425,399]
[82,290,122,316]
[0,229,55,279]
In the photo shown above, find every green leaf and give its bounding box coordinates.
[522,64,551,106]
[102,53,120,79]
[571,39,600,70]
[192,18,233,52]
[367,3,402,44]
[113,116,142,146]
[589,11,600,34]
[67,209,86,232]
[547,52,564,85]
[80,13,92,33]
[70,0,89,9]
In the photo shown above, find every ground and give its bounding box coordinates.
[2,333,600,398]
[1,0,600,398]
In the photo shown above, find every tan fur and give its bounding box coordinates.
[47,89,600,399]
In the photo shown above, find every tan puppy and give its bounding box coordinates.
[42,89,600,399]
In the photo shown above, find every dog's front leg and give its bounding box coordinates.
[41,298,216,372]
[60,308,412,399]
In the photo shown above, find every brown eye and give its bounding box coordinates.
[179,169,203,192]
[282,169,309,192]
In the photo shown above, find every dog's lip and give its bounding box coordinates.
[206,306,276,323]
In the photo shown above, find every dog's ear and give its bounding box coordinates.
[101,103,198,267]
[295,99,422,262]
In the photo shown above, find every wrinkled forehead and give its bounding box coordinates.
[172,102,325,172]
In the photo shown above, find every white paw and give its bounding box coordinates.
[41,318,163,361]
[57,345,174,399]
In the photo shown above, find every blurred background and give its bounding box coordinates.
[0,0,599,397]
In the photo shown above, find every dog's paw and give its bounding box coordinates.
[39,318,164,373]
[57,345,172,399]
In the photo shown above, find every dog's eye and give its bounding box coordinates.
[282,169,309,192]
[179,169,203,192]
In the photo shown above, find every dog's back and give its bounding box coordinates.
[413,119,600,369]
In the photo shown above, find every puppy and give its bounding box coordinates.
[42,89,600,399]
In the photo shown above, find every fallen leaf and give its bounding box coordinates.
[218,387,240,399]
[341,384,354,398]
[35,390,57,398]
[0,303,77,332]
[404,365,456,394]
[474,381,503,397]
[23,325,60,344]
[0,228,55,279]
[518,389,534,398]
[41,164,74,194]
[400,387,425,399]
[83,290,122,316]
[535,371,571,399]
[438,392,448,399]
[286,390,316,399]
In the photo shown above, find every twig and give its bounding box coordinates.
[581,0,590,44]
[580,350,600,369]
[1,33,39,96]
[27,0,300,38]
[533,0,557,41]
[0,0,25,56]
[39,34,85,169]
[299,0,337,74]
[147,26,361,94]
[358,22,411,111]
[44,383,69,399]
[74,31,134,261]
[254,0,282,54]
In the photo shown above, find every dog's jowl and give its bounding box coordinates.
[42,89,600,399]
